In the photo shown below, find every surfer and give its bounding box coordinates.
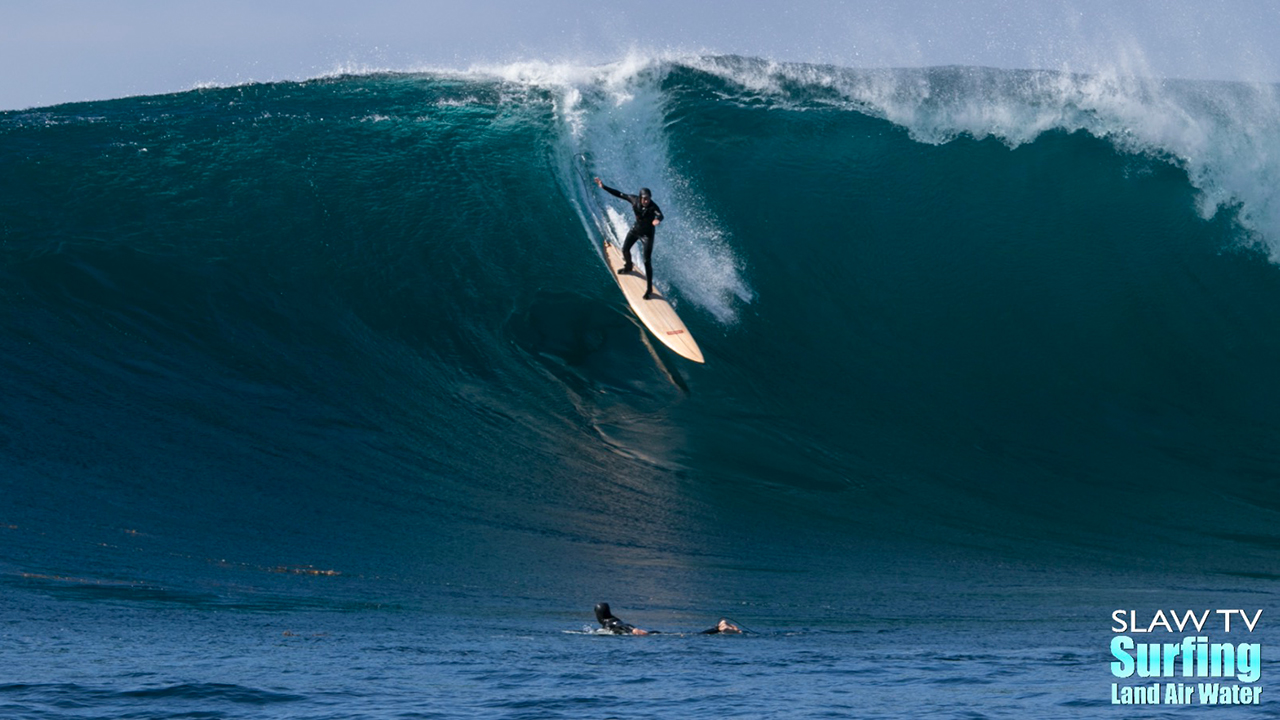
[594,177,663,299]
[595,602,652,635]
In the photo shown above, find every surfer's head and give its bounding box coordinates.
[594,602,614,624]
[638,188,651,203]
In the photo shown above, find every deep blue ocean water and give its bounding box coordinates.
[3,56,1280,717]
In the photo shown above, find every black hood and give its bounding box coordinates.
[594,603,614,624]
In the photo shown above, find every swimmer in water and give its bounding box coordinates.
[701,618,742,634]
[595,602,651,635]
[593,603,743,635]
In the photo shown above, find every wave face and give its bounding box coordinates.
[4,57,1280,605]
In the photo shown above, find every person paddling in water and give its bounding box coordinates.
[594,177,663,299]
[595,602,652,635]
[594,603,742,635]
[701,619,743,635]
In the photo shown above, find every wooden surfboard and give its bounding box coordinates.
[602,240,704,364]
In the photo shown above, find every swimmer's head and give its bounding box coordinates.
[594,603,614,624]
[718,619,742,633]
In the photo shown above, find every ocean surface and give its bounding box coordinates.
[3,55,1280,718]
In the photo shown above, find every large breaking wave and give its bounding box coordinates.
[4,55,1280,604]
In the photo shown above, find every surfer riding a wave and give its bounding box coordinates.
[594,177,663,299]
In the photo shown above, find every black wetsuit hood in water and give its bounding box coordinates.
[595,602,640,634]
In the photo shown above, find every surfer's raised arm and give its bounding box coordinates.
[594,176,629,201]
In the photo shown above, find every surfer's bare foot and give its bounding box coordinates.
[618,266,632,275]
[644,290,654,299]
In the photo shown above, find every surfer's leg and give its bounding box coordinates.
[642,234,654,297]
[619,228,639,273]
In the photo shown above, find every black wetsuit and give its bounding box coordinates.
[595,602,643,634]
[600,184,664,294]
[600,616,640,634]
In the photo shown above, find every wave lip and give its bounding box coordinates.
[675,56,1280,253]
[451,52,1280,255]
[357,52,1280,256]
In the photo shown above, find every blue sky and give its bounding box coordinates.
[3,1,1278,110]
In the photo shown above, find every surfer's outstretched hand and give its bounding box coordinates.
[593,177,603,188]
